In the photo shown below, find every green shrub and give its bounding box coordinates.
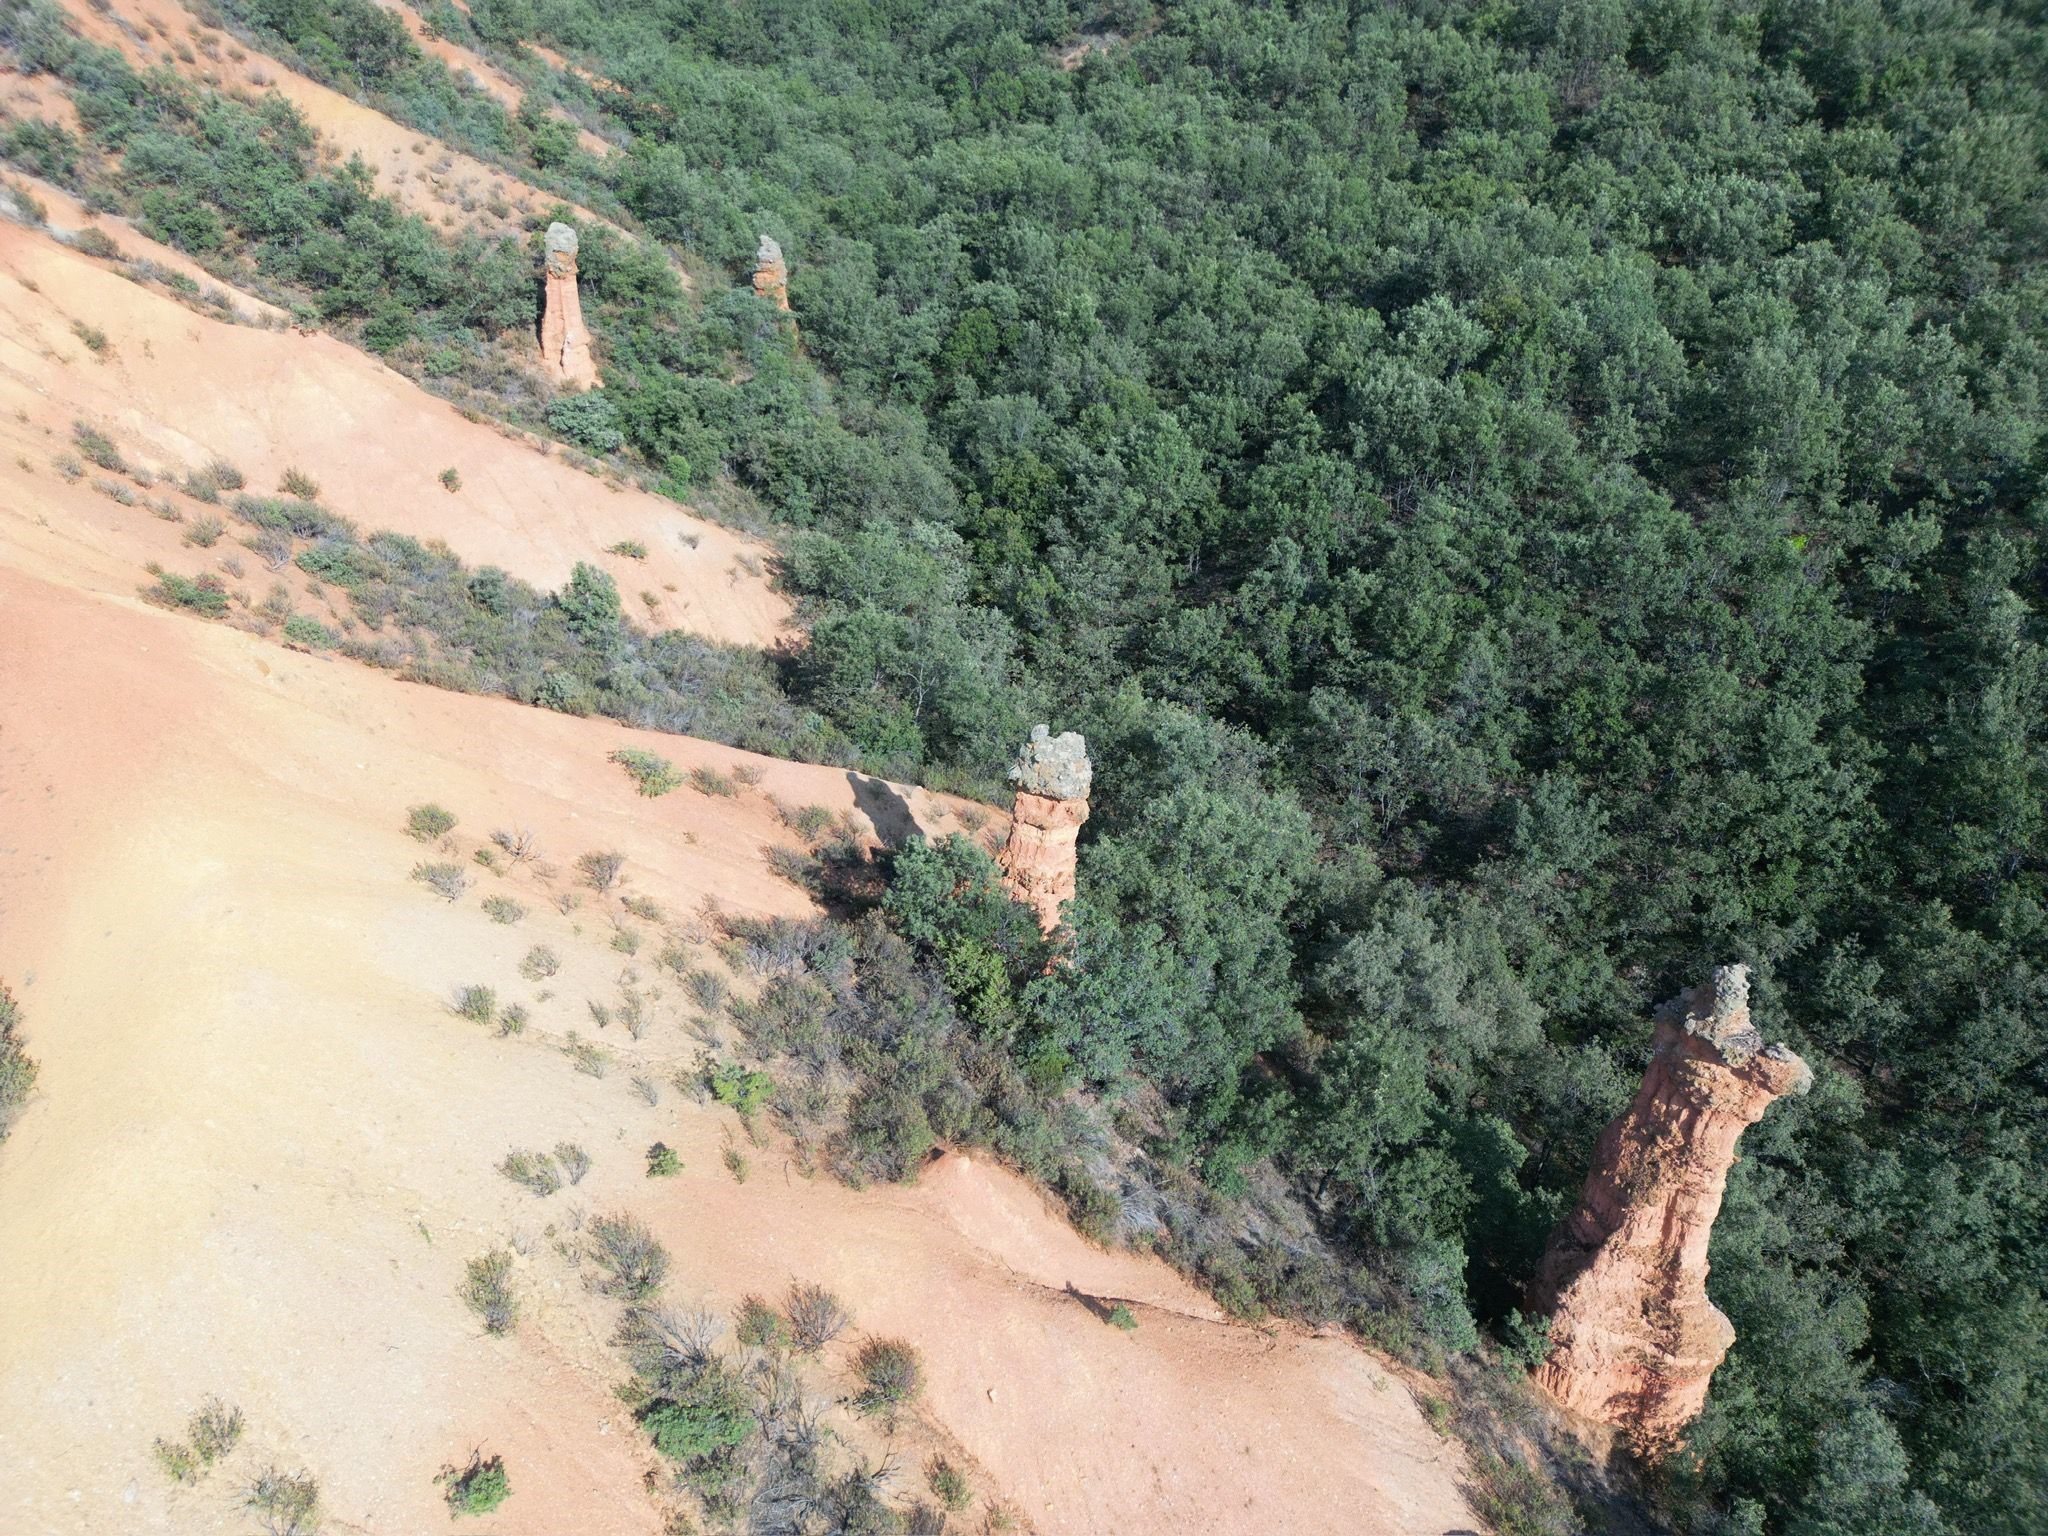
[640,1361,754,1463]
[281,614,336,649]
[154,1437,200,1484]
[710,1059,774,1120]
[735,1295,790,1351]
[183,514,225,548]
[587,1213,669,1299]
[496,1003,528,1036]
[246,1467,321,1536]
[439,1452,510,1516]
[72,420,123,470]
[460,1248,518,1334]
[1106,1303,1137,1332]
[144,567,229,616]
[413,862,471,901]
[722,1146,749,1182]
[926,1456,972,1512]
[645,1141,681,1178]
[851,1337,923,1423]
[610,748,683,797]
[278,467,319,499]
[71,320,109,354]
[554,1141,591,1183]
[577,850,625,891]
[481,895,526,925]
[71,225,122,259]
[0,984,39,1144]
[518,944,559,980]
[439,467,461,492]
[546,390,625,454]
[621,894,664,922]
[188,1396,245,1465]
[785,1281,850,1353]
[406,803,458,842]
[689,766,738,797]
[608,539,647,559]
[454,984,497,1023]
[563,1033,608,1076]
[498,1148,561,1196]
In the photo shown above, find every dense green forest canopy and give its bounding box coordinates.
[5,0,2046,1531]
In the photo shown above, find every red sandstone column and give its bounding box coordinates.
[997,726,1091,935]
[753,235,791,312]
[1529,964,1811,1457]
[540,222,598,389]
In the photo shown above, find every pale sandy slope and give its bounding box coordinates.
[0,206,783,645]
[0,555,1478,1535]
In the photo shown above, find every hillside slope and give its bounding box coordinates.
[0,561,1478,1535]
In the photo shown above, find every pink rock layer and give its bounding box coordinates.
[541,249,598,389]
[1529,966,1810,1459]
[999,791,1088,935]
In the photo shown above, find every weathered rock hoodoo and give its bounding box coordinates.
[753,234,791,311]
[998,725,1091,935]
[1530,964,1811,1457]
[539,222,598,389]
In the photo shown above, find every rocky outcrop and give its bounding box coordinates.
[1530,965,1811,1458]
[540,222,598,389]
[998,725,1091,935]
[753,234,791,312]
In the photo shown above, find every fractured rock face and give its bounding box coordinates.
[540,222,598,389]
[999,725,1091,935]
[753,234,791,312]
[1530,964,1811,1458]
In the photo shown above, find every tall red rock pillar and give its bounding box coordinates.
[540,222,598,390]
[1530,964,1811,1457]
[998,725,1091,935]
[753,234,791,312]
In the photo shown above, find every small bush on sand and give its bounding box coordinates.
[183,514,225,548]
[1107,1303,1138,1332]
[518,944,559,981]
[71,421,122,470]
[851,1337,923,1424]
[278,466,319,499]
[610,748,683,797]
[564,1033,609,1077]
[621,894,663,922]
[785,1282,850,1353]
[588,1213,669,1299]
[608,539,647,559]
[684,969,728,1011]
[481,895,526,925]
[645,1141,681,1178]
[722,1146,749,1182]
[154,1437,200,1483]
[498,1148,562,1197]
[189,1395,245,1465]
[281,614,337,649]
[246,1467,321,1536]
[413,862,471,901]
[439,1451,510,1516]
[496,1003,528,1036]
[439,467,462,493]
[71,320,110,355]
[735,1295,790,1352]
[577,850,625,892]
[926,1456,972,1512]
[710,1060,774,1121]
[490,827,537,863]
[554,1141,591,1184]
[407,803,458,842]
[461,1247,518,1334]
[454,984,497,1024]
[144,567,229,616]
[689,765,738,797]
[1,984,39,1144]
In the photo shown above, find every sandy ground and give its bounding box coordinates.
[0,210,785,645]
[0,561,1479,1535]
